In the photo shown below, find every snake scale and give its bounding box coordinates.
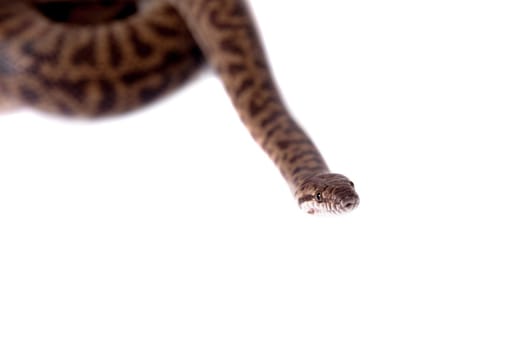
[0,0,359,214]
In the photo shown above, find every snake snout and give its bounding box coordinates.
[341,195,359,211]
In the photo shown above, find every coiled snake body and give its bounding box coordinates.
[0,0,359,214]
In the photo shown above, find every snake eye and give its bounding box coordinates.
[315,192,323,202]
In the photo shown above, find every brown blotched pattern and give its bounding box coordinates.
[0,1,203,115]
[0,0,359,215]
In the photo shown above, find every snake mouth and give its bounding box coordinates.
[300,195,359,215]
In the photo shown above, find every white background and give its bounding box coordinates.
[1,1,524,349]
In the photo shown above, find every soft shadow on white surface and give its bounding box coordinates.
[1,1,524,349]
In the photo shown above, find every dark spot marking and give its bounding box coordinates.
[121,70,148,86]
[56,79,89,102]
[229,2,247,18]
[209,9,247,30]
[249,95,278,116]
[262,125,281,148]
[289,150,322,164]
[220,37,244,55]
[277,138,311,150]
[164,49,193,68]
[292,165,325,176]
[72,39,96,66]
[128,26,153,58]
[21,30,64,65]
[19,87,40,104]
[227,62,247,77]
[139,78,170,104]
[56,102,73,115]
[260,110,284,127]
[96,80,116,114]
[260,78,274,91]
[162,4,180,17]
[107,31,123,68]
[283,125,301,135]
[234,77,255,98]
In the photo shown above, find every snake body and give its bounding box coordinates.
[0,0,359,214]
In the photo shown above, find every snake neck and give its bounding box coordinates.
[171,0,330,189]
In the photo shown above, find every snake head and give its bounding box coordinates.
[296,173,359,215]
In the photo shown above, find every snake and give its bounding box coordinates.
[0,0,359,215]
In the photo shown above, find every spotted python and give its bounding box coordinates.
[0,0,359,214]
